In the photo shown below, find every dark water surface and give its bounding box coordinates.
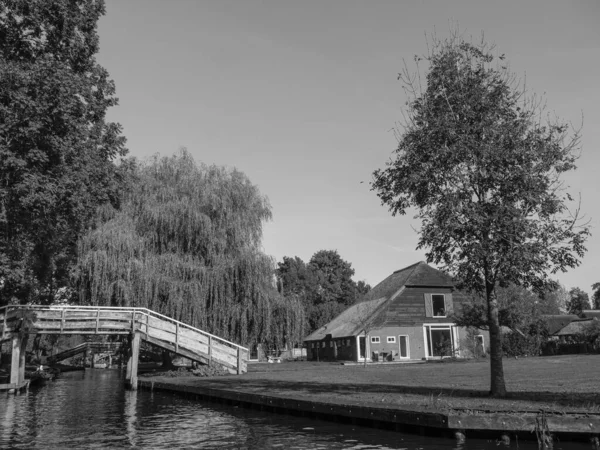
[0,370,587,449]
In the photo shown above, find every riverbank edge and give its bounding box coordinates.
[137,378,600,444]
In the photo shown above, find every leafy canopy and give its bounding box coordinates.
[372,38,588,296]
[76,150,305,347]
[567,287,591,315]
[0,0,127,305]
[276,250,369,333]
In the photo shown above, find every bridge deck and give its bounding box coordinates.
[0,305,248,374]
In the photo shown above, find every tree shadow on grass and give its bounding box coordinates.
[201,377,600,410]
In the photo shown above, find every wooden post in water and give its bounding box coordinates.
[10,332,28,388]
[125,332,141,390]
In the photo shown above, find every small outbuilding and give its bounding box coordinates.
[304,261,488,362]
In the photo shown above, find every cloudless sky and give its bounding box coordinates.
[97,0,600,296]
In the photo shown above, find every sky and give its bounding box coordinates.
[97,0,600,296]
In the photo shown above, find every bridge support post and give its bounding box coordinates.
[10,333,28,388]
[125,332,141,390]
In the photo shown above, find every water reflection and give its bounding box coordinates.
[0,370,589,449]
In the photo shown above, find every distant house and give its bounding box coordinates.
[303,262,488,362]
[542,314,580,335]
[553,318,597,340]
[580,310,600,320]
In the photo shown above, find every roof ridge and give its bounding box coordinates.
[392,260,424,275]
[402,260,426,284]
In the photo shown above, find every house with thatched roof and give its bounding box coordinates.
[304,261,487,362]
[542,314,580,335]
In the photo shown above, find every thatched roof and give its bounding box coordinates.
[304,261,454,341]
[542,315,579,335]
[303,296,390,341]
[554,318,595,336]
[581,310,600,319]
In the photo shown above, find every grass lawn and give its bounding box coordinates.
[148,355,600,414]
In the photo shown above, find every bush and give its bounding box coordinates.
[502,332,539,357]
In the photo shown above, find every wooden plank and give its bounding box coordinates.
[32,320,132,330]
[211,340,238,358]
[147,316,176,334]
[177,335,209,354]
[146,326,174,343]
[448,412,600,433]
[178,326,209,344]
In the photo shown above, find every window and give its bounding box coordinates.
[329,341,333,348]
[371,336,380,343]
[424,325,457,358]
[387,336,396,343]
[432,294,446,317]
[424,293,453,318]
[347,339,351,346]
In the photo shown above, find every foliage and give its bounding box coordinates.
[501,322,548,358]
[371,32,588,396]
[0,0,128,305]
[576,319,600,349]
[454,283,560,330]
[263,293,306,353]
[567,287,591,315]
[541,280,570,314]
[309,250,358,307]
[461,327,486,359]
[75,150,304,347]
[591,283,600,310]
[276,250,368,333]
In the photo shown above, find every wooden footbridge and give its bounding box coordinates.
[0,305,248,392]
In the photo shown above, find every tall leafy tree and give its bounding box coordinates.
[372,33,589,397]
[592,283,600,310]
[0,0,127,305]
[276,250,366,333]
[567,287,591,315]
[309,250,358,307]
[76,150,305,347]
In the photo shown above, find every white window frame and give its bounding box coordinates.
[423,323,459,358]
[371,336,380,344]
[386,336,396,343]
[431,294,447,318]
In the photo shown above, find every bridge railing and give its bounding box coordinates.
[0,305,248,373]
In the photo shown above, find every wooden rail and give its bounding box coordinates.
[0,305,248,375]
[47,341,123,363]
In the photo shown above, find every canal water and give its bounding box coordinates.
[0,370,587,449]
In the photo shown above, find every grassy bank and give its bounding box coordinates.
[143,355,600,414]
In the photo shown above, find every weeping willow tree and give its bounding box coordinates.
[75,150,305,346]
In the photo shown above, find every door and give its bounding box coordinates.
[398,335,409,359]
[358,336,366,360]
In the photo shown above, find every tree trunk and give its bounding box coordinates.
[487,288,507,397]
[363,331,368,368]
